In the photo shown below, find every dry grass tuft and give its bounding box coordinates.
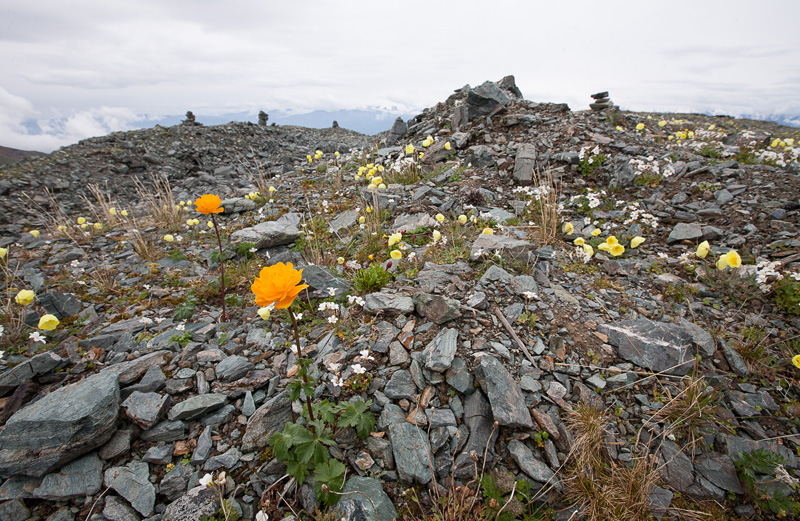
[563,403,662,521]
[134,174,182,230]
[527,167,562,245]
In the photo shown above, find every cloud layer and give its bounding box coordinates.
[2,1,799,152]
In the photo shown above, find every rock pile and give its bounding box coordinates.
[589,91,613,112]
[1,75,800,521]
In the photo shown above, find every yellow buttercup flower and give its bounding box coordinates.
[458,215,467,225]
[610,244,625,257]
[0,247,8,260]
[94,223,102,230]
[435,213,445,223]
[432,230,441,243]
[77,217,86,225]
[388,232,402,247]
[636,123,645,131]
[358,216,365,224]
[606,236,619,246]
[598,242,611,252]
[81,223,89,230]
[591,228,601,237]
[708,124,716,131]
[109,207,117,216]
[696,240,710,259]
[30,230,40,238]
[724,250,741,268]
[616,126,624,131]
[482,228,494,235]
[38,314,60,330]
[390,250,402,260]
[658,120,667,128]
[207,221,214,228]
[630,236,645,248]
[334,151,340,158]
[164,234,175,242]
[121,210,129,217]
[16,289,35,305]
[563,222,574,235]
[337,257,345,265]
[57,225,67,233]
[716,255,729,270]
[792,354,800,369]
[573,237,585,246]
[419,153,424,159]
[269,186,276,193]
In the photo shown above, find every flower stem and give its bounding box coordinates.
[210,214,227,322]
[290,309,315,422]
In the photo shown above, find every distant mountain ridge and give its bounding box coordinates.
[0,145,46,166]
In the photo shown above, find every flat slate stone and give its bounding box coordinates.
[470,235,531,261]
[694,452,743,494]
[230,212,301,249]
[215,355,254,382]
[508,439,555,483]
[242,393,293,451]
[667,222,703,243]
[421,328,459,372]
[383,370,417,400]
[121,391,170,430]
[388,422,433,484]
[363,293,414,315]
[598,319,697,376]
[0,371,119,477]
[413,294,461,325]
[32,453,103,500]
[168,394,227,421]
[475,355,533,428]
[339,476,398,521]
[104,461,156,516]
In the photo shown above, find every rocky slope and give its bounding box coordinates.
[1,76,800,521]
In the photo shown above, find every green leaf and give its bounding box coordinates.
[337,399,376,439]
[286,459,311,486]
[286,380,302,402]
[311,399,337,425]
[314,459,346,506]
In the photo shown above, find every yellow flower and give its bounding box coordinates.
[180,201,186,206]
[771,138,780,148]
[786,138,795,146]
[610,244,625,257]
[0,247,7,259]
[38,314,59,330]
[591,228,601,236]
[724,250,741,268]
[207,221,214,228]
[482,228,494,235]
[194,194,224,215]
[422,136,433,147]
[405,144,415,155]
[636,123,645,131]
[687,131,694,138]
[708,124,716,131]
[57,225,67,233]
[94,223,102,230]
[444,142,452,151]
[696,240,710,259]
[716,255,729,270]
[366,206,372,213]
[30,230,40,238]
[257,307,271,321]
[251,262,309,309]
[378,183,386,189]
[81,224,89,230]
[16,289,35,305]
[367,183,377,190]
[573,237,585,246]
[563,222,574,235]
[335,151,340,157]
[187,219,195,226]
[307,155,313,163]
[583,244,594,257]
[390,250,402,260]
[388,232,402,247]
[598,242,611,252]
[658,120,667,128]
[606,236,619,246]
[121,210,129,217]
[77,217,86,225]
[419,153,424,159]
[358,216,365,224]
[163,234,175,242]
[269,186,276,193]
[432,230,441,243]
[458,215,467,225]
[109,207,117,216]
[668,135,674,141]
[337,257,345,265]
[372,176,382,185]
[616,126,624,131]
[792,354,800,369]
[435,213,445,223]
[630,236,645,248]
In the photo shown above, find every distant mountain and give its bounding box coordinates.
[0,145,46,166]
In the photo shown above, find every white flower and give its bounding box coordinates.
[0,325,4,338]
[360,349,375,361]
[0,350,4,359]
[327,287,337,297]
[154,317,165,324]
[140,317,153,325]
[351,363,366,375]
[657,252,669,261]
[327,315,338,324]
[216,471,226,485]
[199,473,214,487]
[327,362,342,372]
[143,284,151,290]
[331,375,344,387]
[175,323,185,331]
[522,291,537,300]
[295,312,303,321]
[255,511,269,521]
[249,247,257,254]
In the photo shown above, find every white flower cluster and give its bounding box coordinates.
[576,246,592,264]
[512,184,553,202]
[620,201,659,229]
[629,156,674,178]
[754,260,784,293]
[578,145,605,163]
[318,302,338,311]
[569,188,604,210]
[347,295,365,307]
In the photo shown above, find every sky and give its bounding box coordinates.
[2,1,799,152]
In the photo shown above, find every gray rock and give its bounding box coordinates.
[648,486,673,521]
[99,429,133,460]
[363,293,414,315]
[230,212,301,249]
[479,265,514,285]
[125,365,167,395]
[215,355,254,382]
[159,463,191,501]
[513,144,537,186]
[388,422,432,484]
[657,440,694,492]
[242,391,256,417]
[384,370,417,400]
[694,452,742,494]
[103,495,142,521]
[677,318,716,358]
[0,371,119,477]
[0,499,29,521]
[220,197,256,214]
[122,391,171,429]
[302,265,351,296]
[0,351,63,396]
[475,355,532,428]
[388,341,410,366]
[102,350,170,386]
[162,485,218,521]
[192,426,214,465]
[32,453,103,499]
[242,393,292,450]
[104,461,156,516]
[45,507,74,521]
[329,209,359,234]
[507,440,555,483]
[339,476,398,521]
[719,339,749,376]
[610,155,636,188]
[470,234,531,261]
[427,408,457,428]
[667,223,703,243]
[599,319,698,376]
[445,357,473,393]
[143,444,174,465]
[168,393,227,421]
[465,80,514,120]
[37,292,82,319]
[462,390,497,456]
[47,246,85,265]
[378,403,407,430]
[413,293,461,324]
[140,420,187,443]
[204,447,241,471]
[421,328,459,372]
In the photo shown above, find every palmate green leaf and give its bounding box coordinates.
[286,459,312,486]
[337,399,376,439]
[314,459,347,506]
[268,429,294,462]
[286,380,302,402]
[311,399,337,425]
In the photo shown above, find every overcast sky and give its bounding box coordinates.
[2,1,799,152]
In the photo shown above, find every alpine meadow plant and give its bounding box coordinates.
[194,194,228,322]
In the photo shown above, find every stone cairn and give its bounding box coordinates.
[590,91,613,112]
[182,111,201,126]
[258,111,269,126]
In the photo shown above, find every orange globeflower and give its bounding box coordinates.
[252,262,309,309]
[194,194,224,214]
